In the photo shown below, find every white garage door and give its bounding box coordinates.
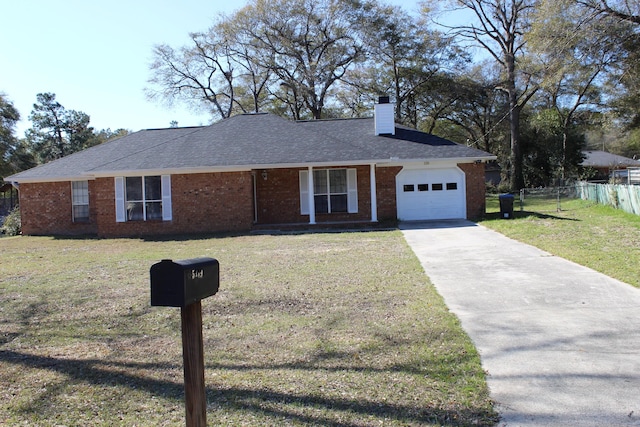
[396,167,466,221]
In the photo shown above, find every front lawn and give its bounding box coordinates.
[0,231,497,426]
[480,196,640,288]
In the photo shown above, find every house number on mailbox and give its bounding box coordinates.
[191,269,204,280]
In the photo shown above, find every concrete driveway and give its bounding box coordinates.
[400,220,640,427]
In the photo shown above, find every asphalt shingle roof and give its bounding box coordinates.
[6,113,495,182]
[581,150,640,168]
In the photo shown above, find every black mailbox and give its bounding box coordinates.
[150,257,219,307]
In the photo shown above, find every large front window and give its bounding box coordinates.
[125,176,162,221]
[299,168,357,216]
[313,169,348,214]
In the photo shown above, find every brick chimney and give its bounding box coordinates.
[374,96,395,136]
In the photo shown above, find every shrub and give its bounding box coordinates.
[1,206,21,236]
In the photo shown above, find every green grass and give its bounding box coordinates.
[480,195,640,288]
[0,231,497,426]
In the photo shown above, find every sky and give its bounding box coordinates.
[1,0,424,137]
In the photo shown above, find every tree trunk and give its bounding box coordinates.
[506,52,525,192]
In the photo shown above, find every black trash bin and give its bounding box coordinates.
[499,194,515,219]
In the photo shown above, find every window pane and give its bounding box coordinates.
[432,183,443,191]
[417,184,428,191]
[126,177,143,201]
[145,176,162,200]
[403,184,415,192]
[313,170,327,194]
[73,205,89,222]
[127,201,144,220]
[330,194,347,212]
[314,195,328,213]
[146,202,163,220]
[72,181,89,204]
[329,169,347,193]
[446,182,458,190]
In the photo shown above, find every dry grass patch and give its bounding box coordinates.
[0,231,496,426]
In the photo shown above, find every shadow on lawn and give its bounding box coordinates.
[0,349,497,426]
[481,210,581,221]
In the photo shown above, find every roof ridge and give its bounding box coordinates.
[143,125,207,131]
[295,116,372,124]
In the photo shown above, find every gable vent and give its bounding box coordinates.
[374,96,395,136]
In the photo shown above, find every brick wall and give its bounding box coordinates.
[255,168,305,224]
[255,165,400,225]
[17,164,481,236]
[458,162,487,219]
[95,172,254,237]
[19,181,97,235]
[375,166,402,221]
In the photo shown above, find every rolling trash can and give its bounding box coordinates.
[499,194,515,219]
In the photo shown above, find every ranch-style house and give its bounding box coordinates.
[4,98,496,237]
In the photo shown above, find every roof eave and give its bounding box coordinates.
[6,154,497,183]
[4,175,95,184]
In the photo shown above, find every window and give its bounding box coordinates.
[417,184,429,191]
[125,176,162,220]
[432,183,443,191]
[314,169,348,213]
[299,169,357,215]
[446,182,458,190]
[403,184,415,192]
[115,175,171,222]
[71,181,89,222]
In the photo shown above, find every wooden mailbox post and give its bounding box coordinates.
[150,258,219,427]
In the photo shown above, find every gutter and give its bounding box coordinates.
[6,154,498,184]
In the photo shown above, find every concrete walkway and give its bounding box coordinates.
[400,220,640,427]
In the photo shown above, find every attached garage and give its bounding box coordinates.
[396,166,466,221]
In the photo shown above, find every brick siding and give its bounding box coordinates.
[375,166,403,221]
[19,181,97,235]
[95,172,254,237]
[255,165,401,225]
[17,163,483,236]
[255,168,305,224]
[458,162,487,219]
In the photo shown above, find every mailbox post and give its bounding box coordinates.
[150,258,219,427]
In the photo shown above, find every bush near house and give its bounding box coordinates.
[0,206,20,235]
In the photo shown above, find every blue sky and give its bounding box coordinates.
[1,0,423,136]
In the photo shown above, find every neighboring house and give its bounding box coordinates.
[4,99,496,237]
[582,150,640,182]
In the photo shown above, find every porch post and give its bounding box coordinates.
[308,166,316,224]
[370,163,378,222]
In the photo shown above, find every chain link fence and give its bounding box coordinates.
[516,185,580,213]
[488,182,640,217]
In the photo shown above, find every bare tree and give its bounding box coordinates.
[349,3,468,127]
[231,0,365,119]
[427,0,540,191]
[575,0,640,23]
[147,29,237,120]
[528,0,632,179]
